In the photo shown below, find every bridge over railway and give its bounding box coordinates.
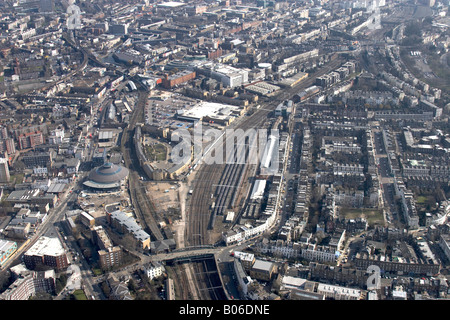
[149,245,222,262]
[144,246,231,300]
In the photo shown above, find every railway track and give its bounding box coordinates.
[129,173,164,241]
[191,259,227,300]
[170,256,227,300]
[182,55,345,300]
[168,264,192,300]
[121,89,165,241]
[186,55,345,249]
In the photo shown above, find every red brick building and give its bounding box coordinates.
[162,70,196,89]
[23,236,69,271]
[18,131,44,150]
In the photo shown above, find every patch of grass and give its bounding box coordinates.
[145,143,167,161]
[92,268,103,276]
[416,196,427,204]
[340,208,384,226]
[9,173,24,184]
[72,289,88,300]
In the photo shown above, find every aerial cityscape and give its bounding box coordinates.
[0,0,449,305]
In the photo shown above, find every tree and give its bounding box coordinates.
[100,281,111,298]
[404,22,421,38]
[55,274,68,294]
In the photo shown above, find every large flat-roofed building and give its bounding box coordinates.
[177,101,243,125]
[279,72,308,87]
[98,130,115,146]
[23,236,68,271]
[157,1,185,8]
[210,64,249,88]
[162,70,196,89]
[6,189,58,208]
[249,259,275,281]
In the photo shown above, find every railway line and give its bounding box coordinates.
[183,55,344,299]
[167,263,193,300]
[210,140,250,229]
[166,254,227,300]
[122,90,165,241]
[191,258,227,300]
[186,54,345,247]
[119,54,345,300]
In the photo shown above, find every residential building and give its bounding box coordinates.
[317,283,362,300]
[0,270,55,300]
[234,251,256,270]
[353,252,440,276]
[144,261,165,280]
[23,236,68,271]
[98,247,123,270]
[18,131,44,150]
[108,210,151,250]
[91,225,123,269]
[0,157,10,182]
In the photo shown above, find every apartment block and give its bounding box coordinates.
[18,131,44,150]
[23,236,68,271]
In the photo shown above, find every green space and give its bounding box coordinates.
[144,143,167,162]
[9,172,24,184]
[340,208,384,226]
[416,196,428,204]
[399,20,450,93]
[401,48,450,93]
[71,289,88,300]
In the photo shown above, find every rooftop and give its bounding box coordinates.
[157,1,185,7]
[86,162,129,185]
[252,259,274,272]
[25,236,65,257]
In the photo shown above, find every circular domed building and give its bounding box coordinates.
[83,162,129,192]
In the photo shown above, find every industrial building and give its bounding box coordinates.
[198,62,249,88]
[177,101,244,126]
